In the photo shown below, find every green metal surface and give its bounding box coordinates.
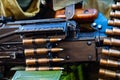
[12,71,62,80]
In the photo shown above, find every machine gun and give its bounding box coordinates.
[0,7,114,80]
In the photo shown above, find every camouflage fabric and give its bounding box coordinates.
[16,0,33,11]
[53,0,82,11]
[83,0,114,19]
[0,0,40,19]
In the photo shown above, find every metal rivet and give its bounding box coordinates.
[87,41,92,46]
[66,56,70,60]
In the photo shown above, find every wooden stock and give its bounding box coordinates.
[55,8,98,22]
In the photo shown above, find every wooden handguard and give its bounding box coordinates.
[55,8,98,22]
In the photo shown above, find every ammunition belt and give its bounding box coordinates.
[99,1,120,79]
[23,38,64,71]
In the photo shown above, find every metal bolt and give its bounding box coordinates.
[66,56,70,60]
[98,25,102,30]
[92,23,97,27]
[88,55,92,60]
[87,41,92,46]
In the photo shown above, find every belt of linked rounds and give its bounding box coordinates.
[99,1,120,80]
[23,38,64,71]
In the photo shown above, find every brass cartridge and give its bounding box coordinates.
[110,11,120,18]
[24,48,63,56]
[98,78,104,80]
[26,67,64,71]
[99,69,120,78]
[106,27,120,35]
[100,59,120,67]
[108,19,120,27]
[102,49,120,57]
[112,2,120,10]
[26,58,64,65]
[23,38,62,45]
[103,38,120,46]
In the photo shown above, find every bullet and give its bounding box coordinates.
[26,58,64,65]
[108,19,120,27]
[110,11,120,18]
[102,48,120,57]
[24,48,64,56]
[111,2,120,10]
[23,38,62,45]
[26,67,64,71]
[100,59,120,68]
[103,38,120,46]
[106,27,120,35]
[99,69,120,78]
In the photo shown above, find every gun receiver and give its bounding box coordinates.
[0,7,113,80]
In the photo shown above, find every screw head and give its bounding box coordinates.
[87,41,92,46]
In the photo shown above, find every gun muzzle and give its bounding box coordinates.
[99,69,120,78]
[111,2,120,10]
[100,59,120,68]
[106,27,120,35]
[102,49,120,57]
[103,38,120,46]
[24,48,63,56]
[23,38,62,45]
[26,67,64,71]
[108,19,120,27]
[110,11,120,18]
[26,58,64,65]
